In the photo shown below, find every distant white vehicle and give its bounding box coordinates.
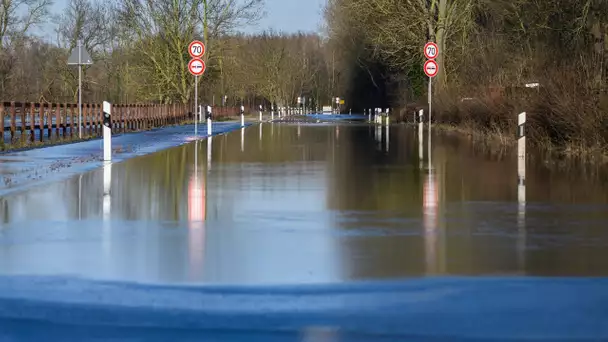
[322,106,332,114]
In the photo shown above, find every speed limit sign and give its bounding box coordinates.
[189,40,206,59]
[424,42,438,60]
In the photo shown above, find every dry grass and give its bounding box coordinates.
[422,63,608,162]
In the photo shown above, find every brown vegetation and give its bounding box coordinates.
[324,0,608,155]
[1,0,606,157]
[0,0,332,109]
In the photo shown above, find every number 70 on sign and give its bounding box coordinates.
[424,42,438,60]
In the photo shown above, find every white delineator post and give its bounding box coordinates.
[517,112,526,204]
[418,109,424,168]
[102,101,112,162]
[418,109,424,137]
[385,111,389,152]
[259,105,263,121]
[516,111,527,271]
[240,105,245,127]
[271,106,275,120]
[206,105,212,135]
[385,108,390,125]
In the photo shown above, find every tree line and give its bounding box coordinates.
[324,0,608,152]
[0,0,338,110]
[2,0,607,151]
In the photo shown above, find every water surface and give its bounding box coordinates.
[1,122,607,284]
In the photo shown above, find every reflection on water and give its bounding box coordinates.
[1,123,608,284]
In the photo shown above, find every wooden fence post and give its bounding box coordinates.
[29,103,35,143]
[55,103,60,140]
[10,102,15,143]
[46,103,52,141]
[39,103,45,142]
[62,103,67,138]
[20,102,26,142]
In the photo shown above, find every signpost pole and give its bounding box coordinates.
[428,77,432,132]
[78,40,82,139]
[67,39,92,139]
[194,75,198,136]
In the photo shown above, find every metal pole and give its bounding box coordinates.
[194,75,198,136]
[428,77,432,132]
[78,40,82,139]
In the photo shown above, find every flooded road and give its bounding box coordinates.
[1,122,608,284]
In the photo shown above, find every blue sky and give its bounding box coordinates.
[253,0,327,33]
[48,0,326,35]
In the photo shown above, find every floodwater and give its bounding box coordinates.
[1,122,608,284]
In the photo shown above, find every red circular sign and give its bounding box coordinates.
[424,42,438,59]
[424,60,438,78]
[188,58,206,76]
[188,40,206,58]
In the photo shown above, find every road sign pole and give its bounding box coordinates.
[67,39,92,139]
[78,40,82,139]
[428,77,432,131]
[194,75,198,136]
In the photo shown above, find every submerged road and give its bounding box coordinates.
[0,116,607,340]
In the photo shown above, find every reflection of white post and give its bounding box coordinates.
[298,123,301,138]
[78,174,82,220]
[207,105,212,136]
[385,123,389,152]
[241,127,245,152]
[103,162,111,217]
[102,161,112,260]
[102,101,112,162]
[517,111,526,273]
[207,136,212,170]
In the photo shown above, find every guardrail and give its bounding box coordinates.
[0,102,248,145]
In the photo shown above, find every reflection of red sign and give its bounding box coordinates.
[423,172,438,274]
[188,174,206,221]
[423,173,438,209]
[188,172,206,280]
